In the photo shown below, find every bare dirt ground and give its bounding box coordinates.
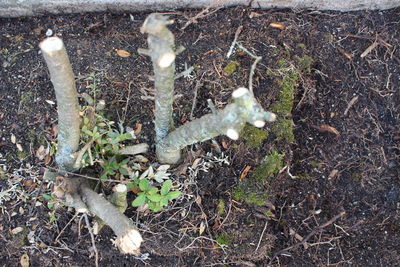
[0,7,399,266]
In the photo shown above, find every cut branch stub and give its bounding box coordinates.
[156,88,276,164]
[79,182,143,255]
[140,13,176,145]
[40,37,80,171]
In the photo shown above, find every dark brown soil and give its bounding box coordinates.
[1,7,399,266]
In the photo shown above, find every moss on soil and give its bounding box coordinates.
[216,232,234,246]
[252,151,285,181]
[223,61,240,76]
[240,123,268,148]
[234,151,284,206]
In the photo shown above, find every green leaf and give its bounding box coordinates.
[83,117,89,125]
[166,191,181,200]
[160,180,173,195]
[148,187,158,194]
[160,197,169,207]
[147,193,162,202]
[119,167,129,175]
[107,131,119,139]
[139,179,150,191]
[148,202,163,212]
[132,194,147,207]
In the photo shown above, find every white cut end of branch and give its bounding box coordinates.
[226,128,239,140]
[265,112,277,122]
[115,229,143,255]
[39,37,64,55]
[232,87,249,98]
[158,52,175,68]
[113,184,127,193]
[253,120,265,128]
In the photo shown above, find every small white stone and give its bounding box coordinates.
[45,29,53,37]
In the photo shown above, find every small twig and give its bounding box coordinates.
[190,81,203,120]
[217,201,232,230]
[122,82,133,123]
[46,167,123,183]
[55,213,78,242]
[236,43,262,94]
[343,96,359,116]
[83,213,99,267]
[181,1,223,30]
[270,212,346,263]
[360,41,379,58]
[227,26,243,58]
[255,221,268,252]
[175,65,194,80]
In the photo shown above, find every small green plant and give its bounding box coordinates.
[216,232,233,246]
[130,177,181,212]
[41,193,59,222]
[74,74,136,179]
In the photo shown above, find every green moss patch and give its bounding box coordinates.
[252,151,285,181]
[240,123,268,148]
[233,181,269,206]
[223,61,240,76]
[216,232,234,246]
[271,118,294,142]
[269,59,298,142]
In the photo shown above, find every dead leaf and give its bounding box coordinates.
[20,253,29,267]
[134,123,142,135]
[33,28,42,35]
[52,125,58,137]
[195,195,202,206]
[249,12,262,18]
[199,221,206,235]
[269,22,286,30]
[11,134,16,144]
[35,145,48,160]
[240,166,252,180]
[328,169,339,179]
[221,140,228,149]
[115,49,131,58]
[313,124,340,137]
[16,143,23,152]
[11,226,24,235]
[44,154,52,165]
[338,47,353,60]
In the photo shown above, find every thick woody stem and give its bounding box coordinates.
[140,14,176,145]
[157,88,276,164]
[39,37,80,171]
[80,183,143,255]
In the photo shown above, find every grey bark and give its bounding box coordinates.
[139,14,176,145]
[39,37,81,171]
[1,0,399,18]
[157,88,276,164]
[80,183,143,255]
